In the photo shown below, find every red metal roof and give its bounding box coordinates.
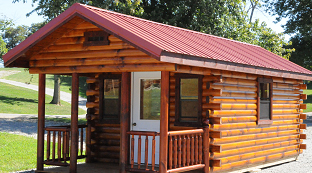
[3,3,312,76]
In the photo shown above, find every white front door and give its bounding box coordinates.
[131,71,161,164]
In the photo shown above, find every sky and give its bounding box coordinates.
[0,1,289,68]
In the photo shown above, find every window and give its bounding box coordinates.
[175,74,202,127]
[84,31,109,46]
[99,75,121,124]
[257,78,273,124]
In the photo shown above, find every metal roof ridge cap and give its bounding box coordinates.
[3,4,80,66]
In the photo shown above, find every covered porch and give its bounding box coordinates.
[37,72,211,173]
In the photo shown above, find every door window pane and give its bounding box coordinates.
[140,79,161,120]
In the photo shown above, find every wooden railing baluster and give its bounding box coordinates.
[187,134,190,166]
[145,135,148,170]
[47,131,50,161]
[64,131,67,163]
[152,135,156,171]
[52,131,56,162]
[191,134,195,165]
[195,134,198,164]
[61,131,65,162]
[58,131,61,162]
[131,135,134,168]
[138,135,141,169]
[169,136,173,169]
[80,127,83,156]
[174,136,177,168]
[199,134,202,164]
[183,135,186,167]
[178,135,182,168]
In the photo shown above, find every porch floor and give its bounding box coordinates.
[39,163,204,173]
[40,163,119,173]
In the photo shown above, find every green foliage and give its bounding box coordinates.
[233,20,294,59]
[0,18,13,61]
[265,0,312,68]
[3,25,29,50]
[0,36,7,61]
[303,84,312,113]
[264,0,312,35]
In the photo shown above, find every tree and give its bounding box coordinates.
[0,36,7,61]
[3,25,30,50]
[50,75,61,105]
[265,0,312,69]
[0,18,13,61]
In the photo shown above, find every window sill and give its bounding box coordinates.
[258,120,273,125]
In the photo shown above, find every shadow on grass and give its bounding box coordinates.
[47,75,88,98]
[0,95,38,105]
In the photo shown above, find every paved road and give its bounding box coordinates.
[0,79,87,110]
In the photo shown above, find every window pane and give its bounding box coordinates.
[260,83,270,100]
[259,81,271,120]
[180,78,198,122]
[103,79,119,119]
[140,79,161,120]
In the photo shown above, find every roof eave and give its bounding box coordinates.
[3,4,80,67]
[160,51,312,81]
[4,3,163,67]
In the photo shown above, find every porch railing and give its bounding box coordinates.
[44,125,87,166]
[127,131,160,172]
[167,120,209,173]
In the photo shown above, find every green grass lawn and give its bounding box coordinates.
[303,83,312,113]
[0,132,37,172]
[0,132,86,173]
[1,68,88,98]
[0,82,86,115]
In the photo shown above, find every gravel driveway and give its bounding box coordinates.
[0,116,311,173]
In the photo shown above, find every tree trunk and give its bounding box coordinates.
[50,75,61,105]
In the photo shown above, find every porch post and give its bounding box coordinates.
[159,71,169,173]
[70,73,79,173]
[120,72,131,173]
[37,74,45,171]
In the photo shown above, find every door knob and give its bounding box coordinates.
[132,123,137,126]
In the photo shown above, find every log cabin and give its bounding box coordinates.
[3,3,311,173]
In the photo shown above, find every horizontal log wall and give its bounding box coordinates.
[87,74,121,163]
[28,21,173,74]
[170,68,306,173]
[206,74,305,173]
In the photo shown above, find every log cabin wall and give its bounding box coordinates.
[86,74,121,163]
[170,69,306,173]
[28,20,170,74]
